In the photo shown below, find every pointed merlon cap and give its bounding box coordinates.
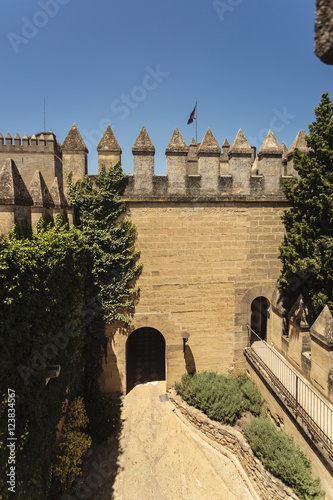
[287,130,310,158]
[62,124,88,153]
[222,138,230,148]
[50,177,66,206]
[30,133,37,144]
[97,125,122,154]
[5,133,12,145]
[22,133,29,142]
[251,156,259,175]
[287,294,310,329]
[132,126,155,155]
[310,305,333,346]
[258,130,283,158]
[0,133,3,145]
[189,137,197,147]
[165,127,188,156]
[14,132,21,144]
[0,159,32,205]
[271,287,290,317]
[198,128,221,156]
[28,170,52,206]
[281,142,288,160]
[229,129,252,156]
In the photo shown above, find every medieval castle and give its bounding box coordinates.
[1,122,333,490]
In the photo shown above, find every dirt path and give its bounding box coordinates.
[80,381,258,500]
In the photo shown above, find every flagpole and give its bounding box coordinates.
[195,101,197,143]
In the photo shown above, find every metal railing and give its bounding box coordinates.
[245,326,333,459]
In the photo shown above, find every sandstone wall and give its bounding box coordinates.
[100,200,286,393]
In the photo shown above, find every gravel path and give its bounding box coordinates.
[79,381,258,500]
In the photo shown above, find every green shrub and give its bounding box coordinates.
[237,374,262,416]
[175,371,242,424]
[85,391,120,443]
[51,397,92,494]
[245,417,325,500]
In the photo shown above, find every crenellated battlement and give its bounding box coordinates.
[0,131,62,156]
[117,125,309,201]
[0,122,310,235]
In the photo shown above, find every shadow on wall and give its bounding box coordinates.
[184,345,196,374]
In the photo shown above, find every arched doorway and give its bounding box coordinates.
[126,327,166,393]
[251,296,269,341]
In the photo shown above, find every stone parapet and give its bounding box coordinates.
[0,131,61,156]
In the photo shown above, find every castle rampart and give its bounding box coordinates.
[0,122,318,392]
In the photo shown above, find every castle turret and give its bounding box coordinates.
[165,127,188,195]
[286,130,310,176]
[197,128,221,195]
[228,129,252,194]
[257,130,283,195]
[62,124,88,188]
[132,126,155,194]
[0,130,63,192]
[97,125,122,173]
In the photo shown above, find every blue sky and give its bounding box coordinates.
[1,0,332,175]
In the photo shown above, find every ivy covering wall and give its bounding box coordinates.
[0,164,141,498]
[0,215,88,498]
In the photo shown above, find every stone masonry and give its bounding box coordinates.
[0,122,307,393]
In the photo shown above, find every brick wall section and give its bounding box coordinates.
[168,389,299,500]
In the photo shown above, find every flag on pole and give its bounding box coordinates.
[187,104,197,124]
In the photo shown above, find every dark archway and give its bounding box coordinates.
[251,296,269,341]
[126,327,166,393]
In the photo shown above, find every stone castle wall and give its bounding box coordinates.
[0,122,307,393]
[100,200,286,393]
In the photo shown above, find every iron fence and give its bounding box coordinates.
[245,325,333,459]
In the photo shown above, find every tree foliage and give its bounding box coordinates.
[0,215,88,499]
[51,397,92,495]
[67,164,141,325]
[0,164,139,498]
[278,92,333,318]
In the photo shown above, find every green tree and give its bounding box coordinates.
[0,215,88,499]
[278,92,333,318]
[67,164,141,433]
[67,164,141,326]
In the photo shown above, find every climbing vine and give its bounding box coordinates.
[0,215,88,499]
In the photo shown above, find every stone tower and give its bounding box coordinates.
[62,124,88,188]
[97,125,122,173]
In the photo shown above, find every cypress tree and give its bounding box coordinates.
[278,92,333,318]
